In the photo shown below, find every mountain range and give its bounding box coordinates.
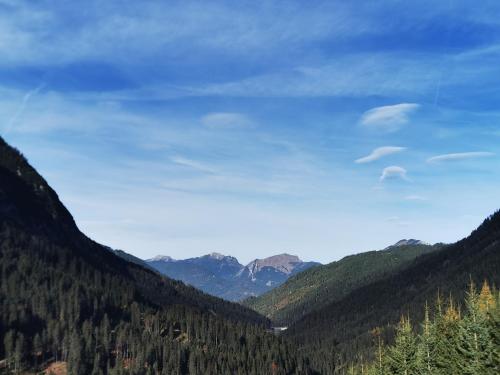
[0,136,313,374]
[0,135,498,374]
[146,252,320,301]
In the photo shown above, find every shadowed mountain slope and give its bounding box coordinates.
[0,136,314,374]
[285,211,500,373]
[244,242,439,325]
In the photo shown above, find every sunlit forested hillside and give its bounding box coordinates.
[349,282,499,375]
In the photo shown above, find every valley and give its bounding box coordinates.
[0,137,498,375]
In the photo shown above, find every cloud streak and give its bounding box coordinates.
[360,103,420,132]
[355,146,406,163]
[201,112,253,129]
[170,156,216,174]
[404,195,427,201]
[427,152,495,163]
[5,83,45,133]
[380,166,409,181]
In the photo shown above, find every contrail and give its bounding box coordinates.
[5,83,45,134]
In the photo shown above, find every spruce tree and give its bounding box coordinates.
[456,282,496,374]
[432,297,462,374]
[384,316,421,375]
[416,302,437,375]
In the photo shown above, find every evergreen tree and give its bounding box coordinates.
[456,282,496,374]
[3,330,15,370]
[68,331,84,375]
[358,283,500,375]
[416,302,437,375]
[14,332,25,373]
[384,316,421,375]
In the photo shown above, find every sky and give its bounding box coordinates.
[1,0,500,264]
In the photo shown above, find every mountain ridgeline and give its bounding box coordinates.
[244,242,440,325]
[146,252,320,301]
[0,135,498,374]
[284,212,500,373]
[0,137,315,374]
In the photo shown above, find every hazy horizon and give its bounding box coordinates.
[1,1,499,264]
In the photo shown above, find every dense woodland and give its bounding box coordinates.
[0,137,314,374]
[244,244,440,325]
[348,282,499,375]
[0,228,315,374]
[285,211,500,373]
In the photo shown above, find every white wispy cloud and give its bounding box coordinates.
[194,58,440,98]
[427,152,495,163]
[404,195,427,201]
[201,112,253,129]
[0,1,372,67]
[170,156,216,174]
[380,166,409,181]
[360,103,420,132]
[355,146,406,163]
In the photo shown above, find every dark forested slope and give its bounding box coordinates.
[285,211,500,373]
[244,243,439,325]
[0,137,314,374]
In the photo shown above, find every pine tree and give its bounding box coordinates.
[486,289,500,373]
[369,327,386,375]
[456,282,496,374]
[412,302,436,375]
[3,330,15,370]
[432,297,462,374]
[384,316,421,375]
[68,331,84,375]
[478,281,495,313]
[14,332,25,373]
[33,333,42,367]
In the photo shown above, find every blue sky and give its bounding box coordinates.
[1,0,500,263]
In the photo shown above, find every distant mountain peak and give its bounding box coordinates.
[388,239,428,248]
[208,252,227,260]
[245,253,305,276]
[148,255,175,262]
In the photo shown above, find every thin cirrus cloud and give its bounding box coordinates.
[360,103,420,132]
[380,166,409,182]
[427,152,495,163]
[5,84,45,134]
[355,146,406,163]
[404,195,427,201]
[201,112,253,129]
[170,156,216,174]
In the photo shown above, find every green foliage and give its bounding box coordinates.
[350,282,500,375]
[385,317,421,374]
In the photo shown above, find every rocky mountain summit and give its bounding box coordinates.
[145,252,320,301]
